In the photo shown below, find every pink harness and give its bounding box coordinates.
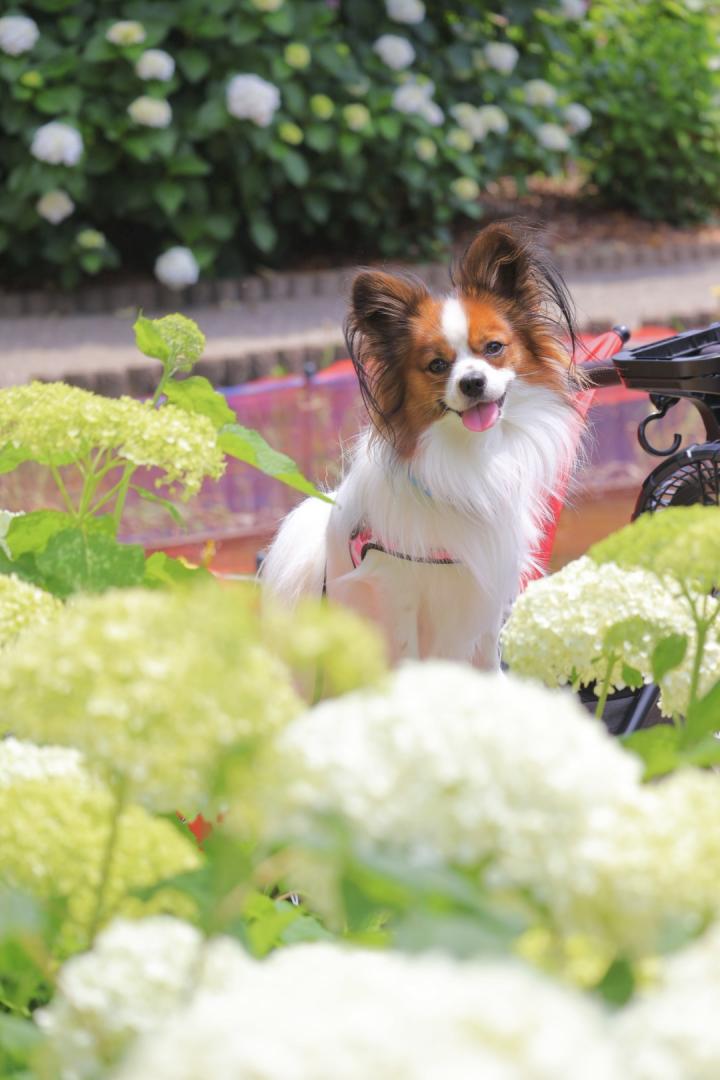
[349,524,458,568]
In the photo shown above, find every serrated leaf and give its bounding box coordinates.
[622,724,680,780]
[36,528,146,598]
[134,314,170,362]
[219,424,332,502]
[6,509,75,558]
[165,376,235,429]
[652,633,688,683]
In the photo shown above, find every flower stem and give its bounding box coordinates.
[88,777,125,946]
[688,618,709,714]
[111,464,136,531]
[595,653,618,721]
[49,464,77,518]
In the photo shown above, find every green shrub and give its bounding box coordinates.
[0,0,588,288]
[555,0,720,223]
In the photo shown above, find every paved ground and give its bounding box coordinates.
[2,254,720,388]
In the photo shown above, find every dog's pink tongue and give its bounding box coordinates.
[461,401,500,432]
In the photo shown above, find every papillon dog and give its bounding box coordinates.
[261,222,582,668]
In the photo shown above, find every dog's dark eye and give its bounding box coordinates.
[485,341,505,357]
[428,357,450,374]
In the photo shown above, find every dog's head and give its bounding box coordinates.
[345,221,576,457]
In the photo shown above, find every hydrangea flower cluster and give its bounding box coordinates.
[154,247,200,290]
[36,189,75,224]
[128,96,173,128]
[0,740,199,953]
[226,73,281,126]
[0,381,225,496]
[0,14,39,55]
[450,102,509,140]
[0,586,302,811]
[373,34,416,70]
[42,923,618,1080]
[385,0,426,25]
[135,49,175,82]
[392,77,443,125]
[0,573,61,648]
[31,121,84,166]
[261,662,720,959]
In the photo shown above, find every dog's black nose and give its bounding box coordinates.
[458,374,487,399]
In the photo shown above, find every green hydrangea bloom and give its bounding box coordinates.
[0,739,199,955]
[0,573,61,648]
[589,506,720,595]
[0,585,303,811]
[152,314,206,371]
[0,381,225,497]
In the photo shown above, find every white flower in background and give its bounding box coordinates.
[0,14,39,55]
[251,0,284,9]
[127,96,172,128]
[154,247,200,290]
[559,0,587,16]
[385,0,426,25]
[135,49,175,82]
[392,77,436,116]
[31,122,84,166]
[537,121,571,151]
[447,126,474,153]
[36,917,205,1078]
[707,56,720,71]
[36,190,75,225]
[0,738,84,787]
[564,102,592,132]
[113,941,619,1080]
[478,104,509,135]
[373,34,415,70]
[284,42,311,69]
[524,79,558,107]
[343,104,371,131]
[77,229,106,250]
[414,136,437,162]
[226,73,280,127]
[617,921,720,1079]
[419,99,444,125]
[106,20,146,46]
[483,41,519,74]
[451,176,480,201]
[451,102,508,141]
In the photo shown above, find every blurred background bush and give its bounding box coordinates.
[0,0,717,290]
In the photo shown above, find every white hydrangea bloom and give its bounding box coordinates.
[31,122,84,166]
[264,663,720,956]
[226,73,280,126]
[36,917,204,1078]
[414,136,437,162]
[135,49,175,82]
[450,177,480,201]
[478,103,509,134]
[385,0,426,25]
[419,99,444,125]
[115,942,619,1080]
[36,189,75,224]
[483,41,519,74]
[564,102,592,132]
[106,20,146,46]
[373,34,415,70]
[616,919,720,1079]
[524,79,558,107]
[77,228,106,250]
[154,247,200,290]
[0,14,39,55]
[0,737,84,788]
[452,103,508,140]
[537,122,571,151]
[392,77,435,116]
[127,96,172,128]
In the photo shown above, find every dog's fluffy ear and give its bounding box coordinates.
[454,221,575,345]
[348,269,428,341]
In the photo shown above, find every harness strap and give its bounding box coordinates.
[349,524,458,569]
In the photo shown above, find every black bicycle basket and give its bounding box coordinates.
[634,442,720,517]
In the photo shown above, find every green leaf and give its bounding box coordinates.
[622,724,680,780]
[219,424,332,502]
[143,551,215,589]
[36,528,146,598]
[165,376,235,429]
[248,216,277,254]
[680,679,720,748]
[35,85,83,115]
[595,957,635,1006]
[281,149,310,186]
[377,115,401,139]
[0,1013,43,1068]
[0,443,33,475]
[168,153,211,177]
[305,124,334,153]
[134,315,170,363]
[621,663,644,689]
[6,510,75,558]
[652,633,688,683]
[177,48,211,82]
[130,486,185,527]
[154,180,185,216]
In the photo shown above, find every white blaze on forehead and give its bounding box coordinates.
[440,295,515,409]
[440,296,470,354]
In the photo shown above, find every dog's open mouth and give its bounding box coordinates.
[447,393,506,432]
